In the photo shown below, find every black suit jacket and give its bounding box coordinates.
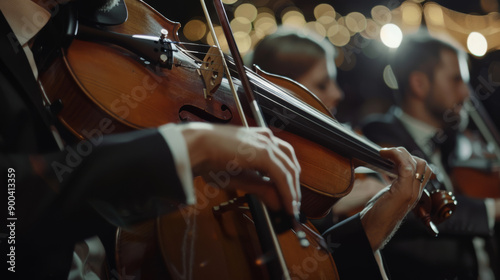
[361,107,495,280]
[0,11,186,279]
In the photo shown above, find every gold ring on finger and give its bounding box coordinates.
[415,172,425,183]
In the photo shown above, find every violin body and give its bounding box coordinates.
[450,96,500,198]
[155,179,338,280]
[451,130,500,198]
[40,0,354,214]
[116,184,338,280]
[39,0,341,278]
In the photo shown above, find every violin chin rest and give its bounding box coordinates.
[76,0,128,26]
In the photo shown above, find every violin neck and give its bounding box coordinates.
[225,62,398,176]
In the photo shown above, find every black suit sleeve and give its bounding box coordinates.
[2,129,187,232]
[1,128,189,279]
[49,129,188,227]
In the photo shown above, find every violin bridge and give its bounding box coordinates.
[199,46,224,99]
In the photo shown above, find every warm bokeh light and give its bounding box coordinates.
[317,15,337,27]
[465,14,485,30]
[234,31,252,54]
[254,8,275,23]
[221,0,500,61]
[206,26,228,52]
[328,24,351,47]
[425,3,445,26]
[230,17,252,34]
[254,10,278,35]
[314,3,336,20]
[313,3,337,33]
[183,19,207,42]
[371,5,392,25]
[304,21,327,37]
[234,3,258,22]
[250,29,266,44]
[383,65,398,89]
[345,12,367,33]
[361,19,380,40]
[282,9,306,28]
[337,17,355,36]
[401,1,422,26]
[467,32,488,56]
[380,23,403,48]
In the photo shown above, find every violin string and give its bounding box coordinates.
[170,55,223,70]
[183,49,222,57]
[173,57,226,72]
[171,41,226,57]
[166,45,396,174]
[222,64,395,172]
[171,51,338,137]
[170,41,215,48]
[172,47,233,74]
[200,0,248,127]
[167,40,391,169]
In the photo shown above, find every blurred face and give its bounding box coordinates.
[296,58,344,114]
[425,50,470,129]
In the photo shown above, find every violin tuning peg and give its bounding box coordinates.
[160,29,168,40]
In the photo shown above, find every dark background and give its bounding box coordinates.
[144,0,500,130]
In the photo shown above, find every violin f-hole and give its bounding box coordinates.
[178,104,233,123]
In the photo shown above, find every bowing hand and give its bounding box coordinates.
[181,123,301,218]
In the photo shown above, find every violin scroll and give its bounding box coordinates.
[413,188,457,236]
[430,189,457,224]
[413,189,439,236]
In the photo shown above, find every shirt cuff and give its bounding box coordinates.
[484,198,495,230]
[158,123,195,205]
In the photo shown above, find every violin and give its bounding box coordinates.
[450,91,500,198]
[36,0,455,278]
